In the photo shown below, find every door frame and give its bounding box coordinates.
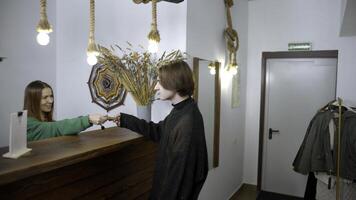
[257,50,339,193]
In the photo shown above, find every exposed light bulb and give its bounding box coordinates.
[148,39,159,53]
[210,68,216,75]
[36,32,50,46]
[229,66,238,75]
[87,54,98,66]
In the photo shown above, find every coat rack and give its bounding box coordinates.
[336,97,342,200]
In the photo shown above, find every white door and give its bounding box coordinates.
[262,58,337,197]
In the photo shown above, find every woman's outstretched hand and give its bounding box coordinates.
[89,114,107,125]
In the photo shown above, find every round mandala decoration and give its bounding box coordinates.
[87,63,126,111]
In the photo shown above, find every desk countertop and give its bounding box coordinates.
[0,127,143,186]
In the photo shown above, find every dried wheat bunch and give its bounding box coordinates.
[98,43,184,106]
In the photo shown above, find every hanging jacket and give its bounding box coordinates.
[340,111,356,180]
[293,109,356,180]
[293,110,335,174]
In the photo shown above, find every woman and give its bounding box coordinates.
[24,80,107,141]
[115,61,208,200]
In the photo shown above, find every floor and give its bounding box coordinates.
[229,185,303,200]
[256,191,303,200]
[230,184,257,200]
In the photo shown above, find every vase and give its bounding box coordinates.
[136,104,151,122]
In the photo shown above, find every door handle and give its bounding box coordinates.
[269,128,280,140]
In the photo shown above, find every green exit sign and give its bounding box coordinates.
[288,42,312,51]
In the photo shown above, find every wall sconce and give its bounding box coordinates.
[86,0,99,66]
[208,61,217,75]
[36,0,52,46]
[147,0,160,53]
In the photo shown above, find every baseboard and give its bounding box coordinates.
[228,183,243,199]
[229,183,257,199]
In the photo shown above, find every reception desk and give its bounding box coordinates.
[0,127,158,199]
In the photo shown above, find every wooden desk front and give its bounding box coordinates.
[0,127,157,199]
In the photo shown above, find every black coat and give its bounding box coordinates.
[293,109,356,180]
[120,98,208,200]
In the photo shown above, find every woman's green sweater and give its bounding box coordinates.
[27,116,92,141]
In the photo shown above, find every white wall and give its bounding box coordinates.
[0,0,56,147]
[55,0,187,125]
[243,0,356,185]
[339,0,356,36]
[187,0,248,199]
[3,0,356,197]
[0,0,186,146]
[0,1,251,198]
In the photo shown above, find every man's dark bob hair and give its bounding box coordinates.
[158,60,194,97]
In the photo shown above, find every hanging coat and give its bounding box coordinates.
[340,111,356,180]
[293,110,335,174]
[293,109,356,180]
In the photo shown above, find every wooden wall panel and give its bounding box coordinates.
[0,139,157,200]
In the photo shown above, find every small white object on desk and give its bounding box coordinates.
[2,110,31,159]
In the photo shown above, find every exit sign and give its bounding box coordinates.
[288,42,312,51]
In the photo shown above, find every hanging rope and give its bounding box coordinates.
[224,0,239,69]
[152,0,157,30]
[148,0,160,42]
[225,0,233,28]
[37,0,52,32]
[87,0,98,54]
[40,0,47,20]
[133,0,151,4]
[224,0,239,54]
[89,0,95,41]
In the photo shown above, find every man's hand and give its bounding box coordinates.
[111,114,120,126]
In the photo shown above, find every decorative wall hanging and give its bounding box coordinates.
[87,63,127,111]
[231,73,241,107]
[36,0,52,46]
[87,0,99,66]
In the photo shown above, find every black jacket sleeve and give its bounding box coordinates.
[120,113,164,142]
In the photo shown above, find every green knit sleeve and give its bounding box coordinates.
[27,116,92,141]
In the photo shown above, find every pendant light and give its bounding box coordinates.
[36,0,52,46]
[147,0,160,53]
[224,0,239,75]
[86,0,99,66]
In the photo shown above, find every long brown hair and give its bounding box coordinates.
[23,80,54,122]
[158,60,194,97]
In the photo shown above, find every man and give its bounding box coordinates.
[115,60,208,200]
